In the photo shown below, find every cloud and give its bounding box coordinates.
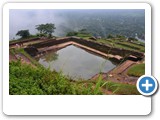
[9,9,67,40]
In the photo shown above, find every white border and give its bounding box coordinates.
[3,3,151,115]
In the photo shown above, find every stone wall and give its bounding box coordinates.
[70,37,144,59]
[26,37,144,60]
[32,38,71,48]
[9,37,40,47]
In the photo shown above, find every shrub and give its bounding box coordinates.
[9,61,103,95]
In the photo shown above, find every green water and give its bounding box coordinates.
[38,45,117,80]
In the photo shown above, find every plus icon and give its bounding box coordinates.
[142,80,153,91]
[137,75,158,96]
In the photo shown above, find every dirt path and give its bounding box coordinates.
[10,52,35,67]
[101,87,114,95]
[91,60,138,85]
[111,60,135,74]
[9,52,17,62]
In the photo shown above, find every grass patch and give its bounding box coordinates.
[76,33,92,38]
[127,63,145,77]
[105,81,140,95]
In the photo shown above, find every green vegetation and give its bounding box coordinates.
[11,23,56,43]
[66,31,78,36]
[127,63,145,77]
[128,37,138,42]
[107,34,115,39]
[105,81,140,95]
[66,29,92,38]
[76,33,92,38]
[9,61,103,95]
[16,30,30,39]
[35,23,56,38]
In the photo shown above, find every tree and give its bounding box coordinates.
[107,34,114,39]
[66,31,78,36]
[79,29,88,34]
[116,34,126,39]
[16,30,30,39]
[35,23,56,38]
[128,37,138,42]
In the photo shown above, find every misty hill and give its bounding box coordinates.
[55,10,145,40]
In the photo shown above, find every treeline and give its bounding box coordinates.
[15,23,56,39]
[66,29,139,42]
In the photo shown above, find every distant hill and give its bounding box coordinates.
[55,9,145,40]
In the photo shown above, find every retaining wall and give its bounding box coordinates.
[25,37,144,60]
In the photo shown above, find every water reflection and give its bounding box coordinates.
[38,45,117,80]
[41,52,58,63]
